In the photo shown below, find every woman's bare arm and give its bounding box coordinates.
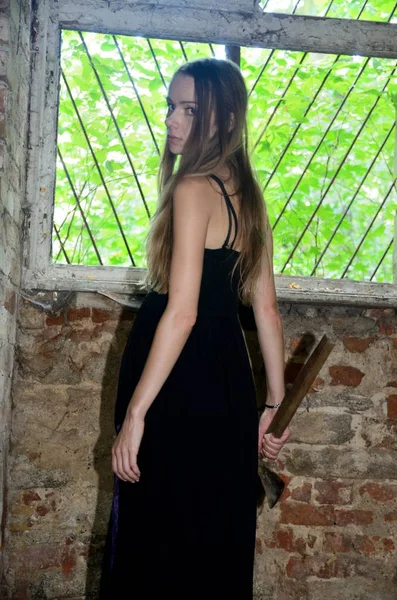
[252,225,285,406]
[252,223,290,459]
[126,176,211,421]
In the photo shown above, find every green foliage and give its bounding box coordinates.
[242,41,397,282]
[53,20,396,283]
[260,0,397,22]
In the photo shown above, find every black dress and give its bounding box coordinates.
[100,174,259,599]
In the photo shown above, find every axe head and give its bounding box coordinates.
[256,460,285,511]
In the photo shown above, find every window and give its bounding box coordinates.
[24,0,397,306]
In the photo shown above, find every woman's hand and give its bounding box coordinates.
[112,414,145,483]
[258,409,291,460]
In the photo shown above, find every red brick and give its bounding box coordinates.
[68,307,90,321]
[61,551,76,575]
[342,337,376,353]
[255,537,263,554]
[275,528,294,552]
[92,308,120,323]
[359,482,396,502]
[329,365,365,387]
[277,474,292,502]
[354,535,395,555]
[12,539,78,575]
[291,482,312,503]
[274,528,307,554]
[36,505,50,517]
[386,380,397,388]
[334,509,373,526]
[323,531,352,553]
[45,307,91,326]
[4,288,16,314]
[377,316,397,335]
[356,535,376,554]
[382,538,395,552]
[45,313,63,326]
[384,511,397,522]
[387,395,397,419]
[280,503,334,526]
[314,480,353,505]
[286,556,335,579]
[22,491,40,505]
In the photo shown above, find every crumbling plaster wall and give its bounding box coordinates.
[1,0,397,599]
[7,298,397,600]
[0,0,31,594]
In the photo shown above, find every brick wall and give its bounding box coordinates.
[252,304,397,600]
[0,0,31,594]
[5,297,397,599]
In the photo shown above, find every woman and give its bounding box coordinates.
[99,57,290,599]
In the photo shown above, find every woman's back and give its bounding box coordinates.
[198,173,242,316]
[143,173,243,319]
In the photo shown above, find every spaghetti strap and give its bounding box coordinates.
[208,174,238,250]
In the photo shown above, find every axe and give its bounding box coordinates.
[256,334,334,512]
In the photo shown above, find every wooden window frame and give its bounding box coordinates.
[23,0,397,307]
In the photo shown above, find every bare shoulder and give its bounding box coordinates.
[173,175,214,212]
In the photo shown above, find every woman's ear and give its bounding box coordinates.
[228,112,235,132]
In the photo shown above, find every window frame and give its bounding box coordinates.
[22,0,397,307]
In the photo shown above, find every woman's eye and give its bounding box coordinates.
[166,104,195,115]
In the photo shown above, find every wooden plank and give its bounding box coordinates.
[275,275,397,307]
[22,264,397,307]
[56,1,397,59]
[266,335,335,438]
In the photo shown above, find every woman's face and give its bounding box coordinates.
[165,73,216,154]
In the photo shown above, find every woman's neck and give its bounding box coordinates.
[212,166,232,183]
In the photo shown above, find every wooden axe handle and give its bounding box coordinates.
[266,334,334,438]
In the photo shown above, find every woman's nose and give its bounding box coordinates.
[165,112,179,129]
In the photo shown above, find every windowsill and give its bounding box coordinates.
[22,263,397,308]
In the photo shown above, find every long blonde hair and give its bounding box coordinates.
[144,57,270,306]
